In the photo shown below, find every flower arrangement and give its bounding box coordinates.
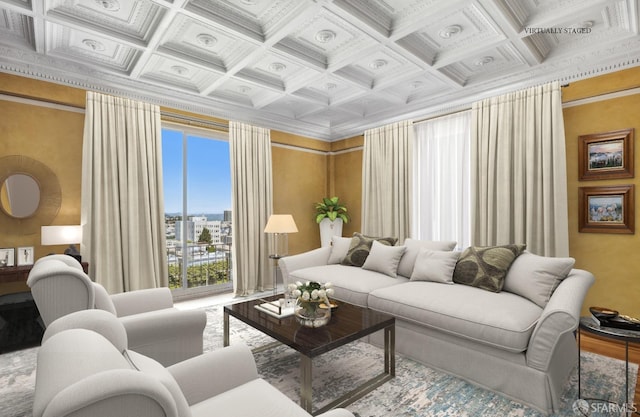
[288,281,335,327]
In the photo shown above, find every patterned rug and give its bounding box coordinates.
[1,303,637,417]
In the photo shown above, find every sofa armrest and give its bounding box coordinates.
[279,247,331,285]
[526,269,595,371]
[39,370,178,417]
[111,287,174,317]
[168,343,259,406]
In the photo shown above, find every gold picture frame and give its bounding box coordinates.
[578,185,635,234]
[578,128,634,180]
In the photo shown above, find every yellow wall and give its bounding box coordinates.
[563,66,640,318]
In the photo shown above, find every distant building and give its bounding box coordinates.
[174,216,228,244]
[224,210,232,222]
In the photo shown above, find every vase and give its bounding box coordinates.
[294,298,331,328]
[319,218,343,247]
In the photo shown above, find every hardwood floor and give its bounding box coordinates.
[579,329,640,405]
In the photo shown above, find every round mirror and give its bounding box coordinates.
[0,155,61,235]
[0,174,41,218]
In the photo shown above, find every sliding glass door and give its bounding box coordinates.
[162,125,232,295]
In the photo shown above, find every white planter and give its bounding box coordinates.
[319,218,343,247]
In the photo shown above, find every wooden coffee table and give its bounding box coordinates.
[224,296,395,415]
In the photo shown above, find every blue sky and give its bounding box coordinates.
[162,128,231,214]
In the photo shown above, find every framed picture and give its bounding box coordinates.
[578,128,634,180]
[578,185,635,234]
[17,246,35,266]
[0,248,15,267]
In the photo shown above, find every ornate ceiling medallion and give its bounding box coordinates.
[82,39,105,52]
[474,56,494,66]
[315,30,336,44]
[410,81,424,89]
[95,0,120,11]
[196,33,217,47]
[369,59,388,70]
[238,85,252,94]
[268,62,287,72]
[439,25,462,39]
[323,82,337,90]
[171,65,189,76]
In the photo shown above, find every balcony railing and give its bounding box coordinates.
[166,243,232,290]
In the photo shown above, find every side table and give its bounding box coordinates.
[578,316,640,414]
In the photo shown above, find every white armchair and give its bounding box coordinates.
[34,310,354,417]
[27,255,206,366]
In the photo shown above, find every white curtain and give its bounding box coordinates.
[362,120,413,243]
[471,81,569,256]
[229,121,273,296]
[413,111,471,250]
[81,91,168,293]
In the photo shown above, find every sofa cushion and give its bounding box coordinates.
[327,236,352,264]
[368,281,542,352]
[362,240,406,278]
[289,264,407,307]
[452,244,525,292]
[397,238,457,278]
[410,249,459,284]
[341,233,398,267]
[503,251,575,308]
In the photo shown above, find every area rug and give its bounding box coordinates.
[1,303,637,417]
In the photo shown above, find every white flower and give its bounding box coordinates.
[292,289,302,298]
[318,289,326,299]
[295,281,303,287]
[288,283,298,292]
[302,291,310,301]
[324,282,333,289]
[326,288,335,296]
[311,289,319,299]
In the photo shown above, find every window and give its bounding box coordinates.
[162,126,232,294]
[413,111,471,249]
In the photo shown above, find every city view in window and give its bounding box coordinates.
[162,127,232,291]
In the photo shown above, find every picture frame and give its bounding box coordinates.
[0,248,15,267]
[578,185,635,234]
[17,246,35,266]
[578,128,634,180]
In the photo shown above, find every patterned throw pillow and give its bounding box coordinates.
[452,244,526,292]
[341,233,398,267]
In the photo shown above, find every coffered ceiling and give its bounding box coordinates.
[0,0,639,140]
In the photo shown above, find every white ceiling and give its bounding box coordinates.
[0,0,639,141]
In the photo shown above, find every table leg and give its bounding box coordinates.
[223,311,230,347]
[300,354,313,413]
[385,324,395,377]
[625,340,629,408]
[578,329,581,399]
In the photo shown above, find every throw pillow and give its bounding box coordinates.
[362,240,407,278]
[410,249,460,284]
[452,244,526,292]
[341,233,398,267]
[327,236,352,264]
[503,251,575,307]
[397,238,457,278]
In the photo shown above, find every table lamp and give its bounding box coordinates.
[41,225,83,262]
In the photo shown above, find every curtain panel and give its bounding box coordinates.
[471,81,569,256]
[229,121,273,296]
[413,111,471,250]
[81,91,168,293]
[362,120,413,243]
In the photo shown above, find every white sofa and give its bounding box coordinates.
[279,237,595,415]
[33,309,354,417]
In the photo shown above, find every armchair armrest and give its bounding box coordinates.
[119,308,206,350]
[279,247,331,285]
[526,269,595,370]
[168,343,259,406]
[111,287,174,317]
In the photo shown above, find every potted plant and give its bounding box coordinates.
[315,196,349,247]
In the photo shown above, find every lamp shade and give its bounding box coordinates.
[41,225,83,245]
[264,215,298,234]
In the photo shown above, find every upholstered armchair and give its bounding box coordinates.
[27,255,207,366]
[33,309,354,417]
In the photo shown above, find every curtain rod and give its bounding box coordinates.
[160,111,229,131]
